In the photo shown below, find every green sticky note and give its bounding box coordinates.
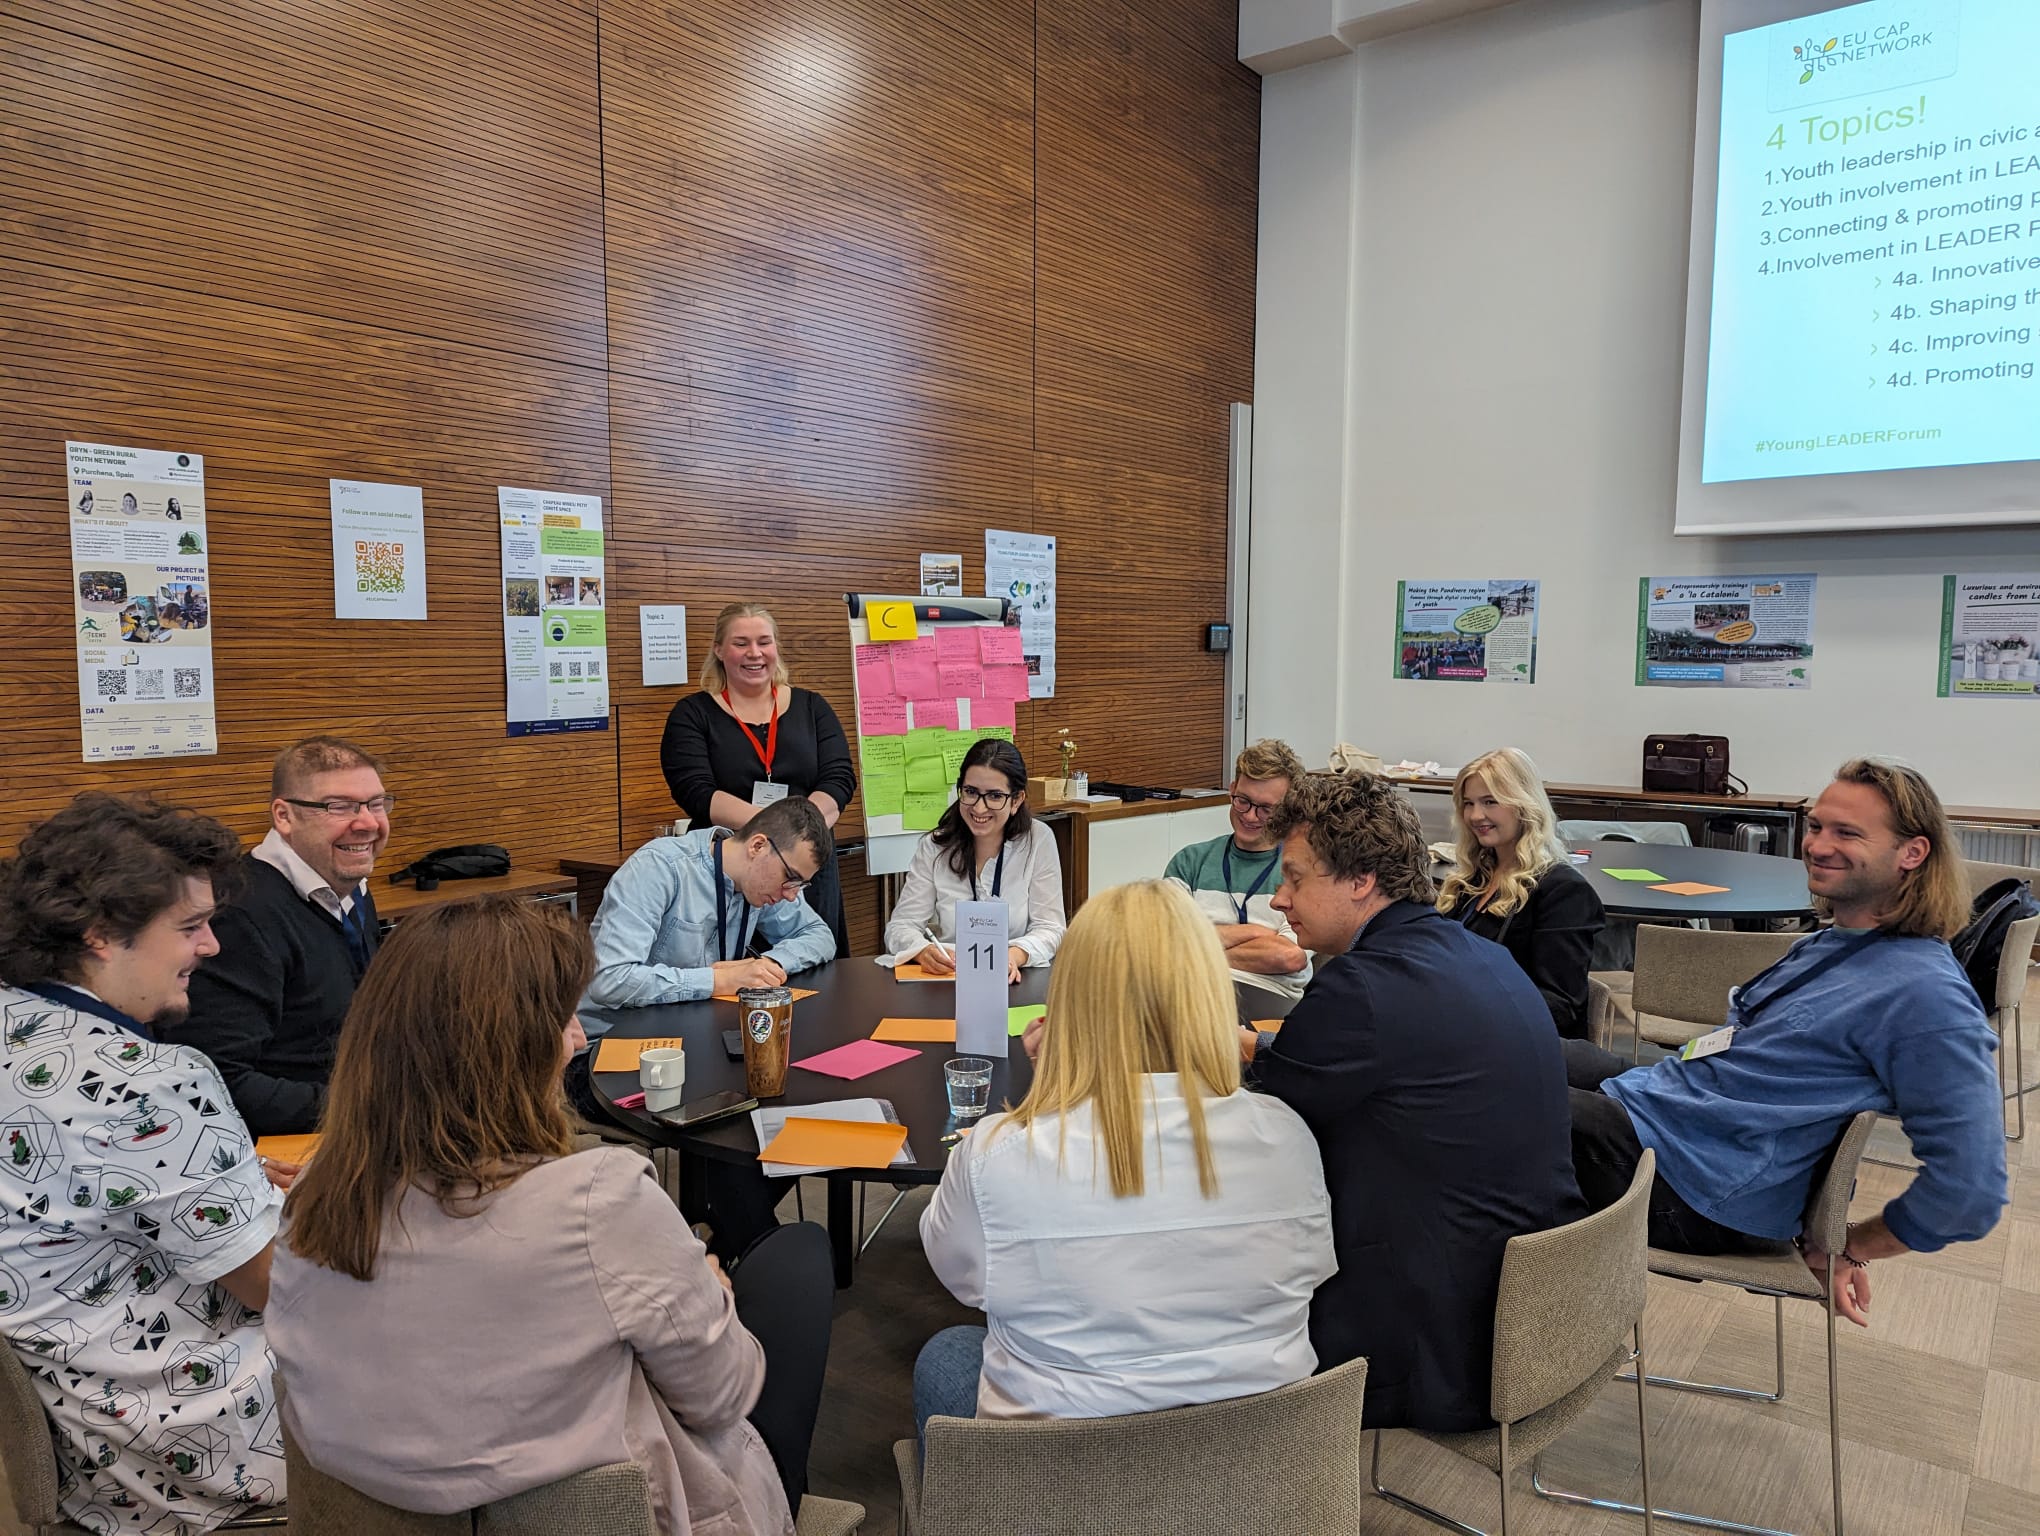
[904,727,946,762]
[1601,868,1668,882]
[906,755,949,795]
[903,790,950,831]
[980,726,1014,744]
[861,736,904,778]
[863,773,905,818]
[1008,1003,1046,1036]
[941,736,971,781]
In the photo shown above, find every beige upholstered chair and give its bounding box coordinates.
[0,1344,287,1535]
[1962,858,2040,1140]
[1627,924,1801,1063]
[893,1356,1369,1536]
[1535,1111,1880,1536]
[1372,1151,1656,1536]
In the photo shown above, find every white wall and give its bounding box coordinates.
[1247,0,2040,807]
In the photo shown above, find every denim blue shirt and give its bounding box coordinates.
[585,830,835,1008]
[1605,925,2007,1252]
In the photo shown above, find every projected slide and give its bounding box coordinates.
[1703,0,2040,483]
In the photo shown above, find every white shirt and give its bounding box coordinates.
[251,828,364,922]
[883,821,1065,967]
[919,1074,1336,1420]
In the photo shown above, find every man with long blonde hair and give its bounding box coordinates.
[1567,758,2006,1325]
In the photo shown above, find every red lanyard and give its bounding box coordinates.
[723,687,780,779]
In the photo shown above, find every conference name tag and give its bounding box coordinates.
[750,781,789,806]
[1680,1025,1734,1062]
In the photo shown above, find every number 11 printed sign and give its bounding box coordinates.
[954,900,1010,1056]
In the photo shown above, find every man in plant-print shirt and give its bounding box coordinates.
[0,793,287,1532]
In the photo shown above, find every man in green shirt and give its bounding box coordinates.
[1164,739,1313,1005]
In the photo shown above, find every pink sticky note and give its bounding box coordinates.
[983,664,1030,702]
[937,662,982,698]
[859,696,909,735]
[890,638,939,696]
[913,697,961,730]
[972,694,1016,729]
[935,628,982,663]
[979,627,1024,666]
[792,1038,919,1080]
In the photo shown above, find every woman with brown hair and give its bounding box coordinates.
[266,897,832,1533]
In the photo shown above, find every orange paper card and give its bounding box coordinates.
[1251,1019,1285,1033]
[872,1017,957,1043]
[711,987,818,1003]
[593,1036,685,1073]
[893,963,949,982]
[256,1134,319,1163]
[1649,881,1731,897]
[758,1117,910,1169]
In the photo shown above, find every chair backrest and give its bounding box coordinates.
[1586,975,1616,1050]
[1962,857,2040,904]
[1993,913,2040,1024]
[284,1419,654,1536]
[1631,923,1801,1028]
[916,1356,1369,1536]
[1559,819,1694,847]
[1489,1150,1652,1426]
[1800,1111,1882,1257]
[0,1341,61,1534]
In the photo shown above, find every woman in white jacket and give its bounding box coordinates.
[913,879,1336,1440]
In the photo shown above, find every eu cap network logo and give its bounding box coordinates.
[1763,1,1958,112]
[1792,36,1839,84]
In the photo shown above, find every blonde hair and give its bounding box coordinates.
[698,602,792,692]
[1437,748,1568,919]
[998,881,1240,1199]
[1234,738,1305,785]
[1824,757,1971,939]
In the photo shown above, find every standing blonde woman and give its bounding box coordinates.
[913,880,1334,1440]
[1436,747,1605,1038]
[661,603,857,956]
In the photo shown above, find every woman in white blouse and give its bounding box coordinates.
[913,879,1336,1440]
[883,738,1064,982]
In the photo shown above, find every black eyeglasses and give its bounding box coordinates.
[766,835,814,893]
[1228,792,1282,818]
[959,787,1015,809]
[284,795,396,818]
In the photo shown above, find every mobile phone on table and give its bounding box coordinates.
[659,1090,757,1130]
[722,1029,744,1060]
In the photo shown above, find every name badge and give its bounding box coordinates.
[750,781,789,806]
[1680,1025,1734,1062]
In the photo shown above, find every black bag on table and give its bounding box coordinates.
[387,843,510,889]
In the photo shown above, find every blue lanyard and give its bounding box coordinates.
[26,982,152,1040]
[714,835,752,962]
[1221,841,1280,926]
[1731,930,1885,1027]
[969,840,1008,902]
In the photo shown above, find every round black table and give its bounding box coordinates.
[1572,842,1813,922]
[587,961,1046,1287]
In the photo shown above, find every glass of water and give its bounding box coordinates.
[944,1057,994,1121]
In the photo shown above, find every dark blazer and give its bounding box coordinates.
[1251,900,1584,1434]
[1446,861,1605,1038]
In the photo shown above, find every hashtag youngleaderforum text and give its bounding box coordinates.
[1754,426,1945,454]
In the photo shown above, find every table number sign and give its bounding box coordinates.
[953,900,1010,1056]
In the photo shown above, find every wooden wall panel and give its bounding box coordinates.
[1,0,1260,930]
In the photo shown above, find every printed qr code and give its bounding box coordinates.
[567,660,584,679]
[549,661,564,680]
[134,670,166,700]
[95,668,128,700]
[353,540,406,595]
[587,660,603,679]
[173,668,201,699]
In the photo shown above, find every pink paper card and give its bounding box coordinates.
[983,664,1030,702]
[935,627,982,662]
[792,1038,919,1080]
[972,694,1016,729]
[859,696,909,735]
[979,627,1024,666]
[889,638,940,696]
[937,662,983,698]
[912,697,961,730]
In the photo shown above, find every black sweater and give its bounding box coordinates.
[658,686,857,822]
[1446,861,1605,1038]
[169,856,377,1135]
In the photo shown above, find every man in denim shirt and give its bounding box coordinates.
[1568,757,2007,1327]
[587,796,836,1009]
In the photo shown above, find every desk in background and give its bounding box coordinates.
[375,869,579,930]
[1397,776,1808,857]
[1038,791,1232,906]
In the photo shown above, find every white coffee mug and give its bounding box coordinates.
[639,1047,686,1113]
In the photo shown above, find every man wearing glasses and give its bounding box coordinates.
[1164,739,1313,1013]
[172,736,393,1135]
[585,795,835,1009]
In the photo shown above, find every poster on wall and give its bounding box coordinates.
[1636,574,1816,689]
[983,529,1055,698]
[1938,575,2040,699]
[919,553,963,597]
[499,486,609,736]
[65,440,217,761]
[329,478,427,621]
[1392,580,1539,683]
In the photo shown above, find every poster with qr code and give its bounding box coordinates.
[66,441,217,761]
[329,479,427,620]
[499,486,609,737]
